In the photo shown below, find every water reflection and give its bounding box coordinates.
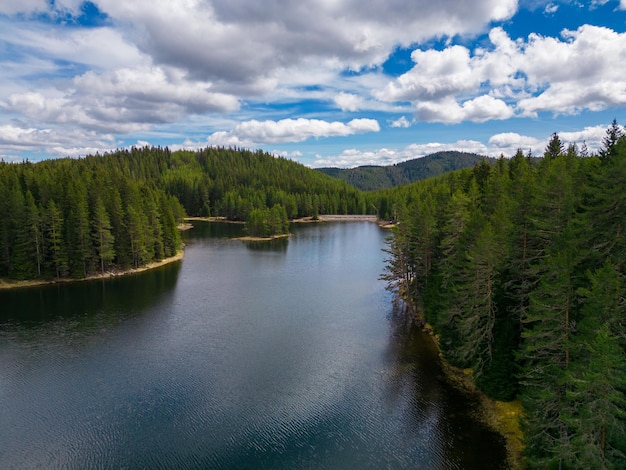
[0,221,507,469]
[384,300,508,469]
[183,220,245,240]
[0,263,181,329]
[244,237,289,252]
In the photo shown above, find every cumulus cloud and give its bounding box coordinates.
[207,118,380,146]
[0,124,117,158]
[96,0,517,87]
[379,46,479,102]
[390,116,412,128]
[379,24,626,122]
[516,25,626,116]
[2,0,624,164]
[415,95,514,123]
[334,93,364,112]
[2,66,239,133]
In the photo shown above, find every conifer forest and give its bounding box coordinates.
[381,121,626,469]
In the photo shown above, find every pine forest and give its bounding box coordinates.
[0,146,372,281]
[381,121,626,469]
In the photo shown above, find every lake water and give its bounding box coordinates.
[0,221,507,469]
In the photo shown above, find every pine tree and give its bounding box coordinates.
[452,220,500,374]
[599,118,624,162]
[92,197,115,274]
[566,262,626,469]
[12,191,43,279]
[44,199,67,279]
[544,133,564,160]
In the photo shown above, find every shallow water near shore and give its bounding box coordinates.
[0,221,507,469]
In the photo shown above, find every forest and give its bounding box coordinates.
[381,121,626,469]
[0,146,372,281]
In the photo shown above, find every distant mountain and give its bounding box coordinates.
[316,151,496,190]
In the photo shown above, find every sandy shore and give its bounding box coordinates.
[235,233,291,241]
[0,250,184,290]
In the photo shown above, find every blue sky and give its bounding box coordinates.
[1,0,625,167]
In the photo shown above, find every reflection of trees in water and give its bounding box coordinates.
[385,297,445,415]
[0,262,181,330]
[385,298,509,470]
[244,238,288,253]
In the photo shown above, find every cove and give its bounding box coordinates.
[0,221,507,469]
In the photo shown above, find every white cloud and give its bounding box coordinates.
[390,116,412,128]
[0,20,146,72]
[378,46,478,102]
[0,124,118,158]
[488,132,543,155]
[272,150,303,159]
[2,66,240,134]
[488,125,607,157]
[378,24,626,122]
[544,3,558,14]
[415,95,514,123]
[516,25,626,116]
[334,92,364,112]
[313,140,488,167]
[0,0,47,15]
[95,0,517,87]
[558,125,607,150]
[206,118,380,146]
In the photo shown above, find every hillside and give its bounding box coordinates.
[317,151,495,190]
[0,146,375,282]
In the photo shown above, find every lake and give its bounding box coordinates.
[0,221,507,469]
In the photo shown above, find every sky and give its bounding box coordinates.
[1,0,626,167]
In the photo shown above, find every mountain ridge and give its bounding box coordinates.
[316,151,496,190]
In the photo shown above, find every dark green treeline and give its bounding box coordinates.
[381,123,626,469]
[0,148,185,280]
[163,147,372,219]
[1,146,373,281]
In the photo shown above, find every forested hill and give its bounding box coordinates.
[317,151,494,190]
[162,147,372,218]
[381,124,626,469]
[0,146,373,282]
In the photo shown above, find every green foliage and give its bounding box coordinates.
[245,204,289,238]
[157,147,373,219]
[0,148,183,280]
[1,145,372,281]
[381,124,626,468]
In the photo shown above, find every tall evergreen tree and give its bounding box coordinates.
[44,199,67,279]
[92,197,115,274]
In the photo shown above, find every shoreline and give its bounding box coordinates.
[185,215,386,225]
[235,233,290,241]
[422,324,523,469]
[0,250,184,290]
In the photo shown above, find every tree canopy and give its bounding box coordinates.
[0,146,375,281]
[381,122,626,469]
